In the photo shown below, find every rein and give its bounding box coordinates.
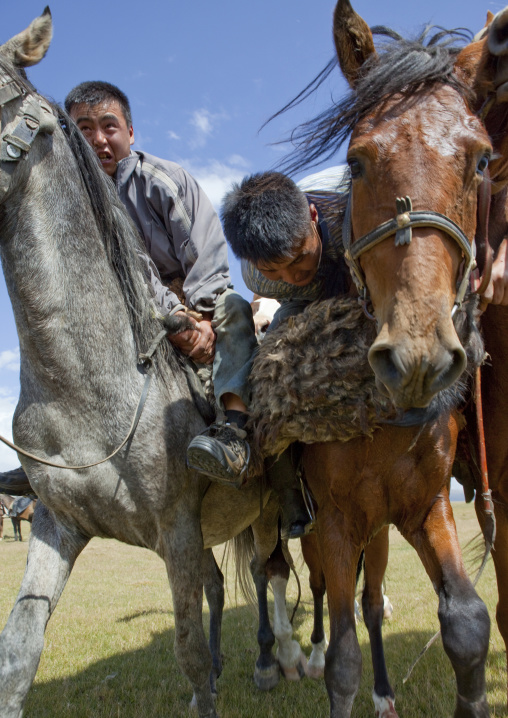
[0,69,171,472]
[0,331,167,470]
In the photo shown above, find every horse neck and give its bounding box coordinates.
[1,130,144,401]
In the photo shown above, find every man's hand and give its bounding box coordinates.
[167,312,216,364]
[473,238,508,310]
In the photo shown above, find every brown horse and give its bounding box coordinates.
[247,2,508,716]
[0,494,36,542]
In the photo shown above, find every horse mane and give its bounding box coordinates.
[271,25,474,175]
[0,58,179,377]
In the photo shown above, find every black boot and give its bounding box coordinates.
[0,467,33,496]
[186,421,250,488]
[266,445,314,540]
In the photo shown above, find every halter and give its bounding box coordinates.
[0,71,57,200]
[0,67,166,472]
[342,191,477,318]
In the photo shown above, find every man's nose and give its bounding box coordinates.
[92,129,107,146]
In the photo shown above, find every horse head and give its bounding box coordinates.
[333,0,506,409]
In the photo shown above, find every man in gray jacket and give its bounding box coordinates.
[62,80,256,487]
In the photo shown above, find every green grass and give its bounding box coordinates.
[0,503,505,717]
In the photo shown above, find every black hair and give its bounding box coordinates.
[268,26,472,175]
[64,80,132,126]
[221,172,311,264]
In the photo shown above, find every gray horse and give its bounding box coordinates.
[0,11,286,718]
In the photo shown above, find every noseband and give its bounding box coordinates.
[342,191,476,317]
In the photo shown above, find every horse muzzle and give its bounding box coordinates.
[368,331,467,409]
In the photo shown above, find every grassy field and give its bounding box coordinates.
[0,502,505,717]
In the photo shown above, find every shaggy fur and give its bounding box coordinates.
[249,294,483,459]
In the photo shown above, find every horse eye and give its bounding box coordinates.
[476,155,490,175]
[348,158,362,179]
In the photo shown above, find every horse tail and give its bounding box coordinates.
[230,527,258,609]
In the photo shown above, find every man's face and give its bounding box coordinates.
[254,205,322,286]
[69,99,134,177]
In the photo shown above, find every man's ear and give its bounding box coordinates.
[309,203,319,223]
[129,125,135,146]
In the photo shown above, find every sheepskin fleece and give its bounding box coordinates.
[249,297,392,456]
[248,295,481,459]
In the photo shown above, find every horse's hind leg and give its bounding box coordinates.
[406,494,490,718]
[202,548,224,696]
[0,502,89,718]
[301,532,327,680]
[362,526,398,718]
[268,536,308,681]
[249,496,281,691]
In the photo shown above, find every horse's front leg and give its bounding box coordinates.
[405,493,490,718]
[161,501,217,718]
[318,513,363,718]
[301,532,327,679]
[362,525,398,718]
[0,502,89,718]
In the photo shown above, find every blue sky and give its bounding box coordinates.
[0,0,494,470]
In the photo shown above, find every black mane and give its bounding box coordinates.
[272,25,473,175]
[0,57,178,375]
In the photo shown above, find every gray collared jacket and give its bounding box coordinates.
[115,150,231,315]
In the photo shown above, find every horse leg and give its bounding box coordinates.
[268,537,308,681]
[161,506,217,718]
[475,490,508,707]
[249,495,281,691]
[0,502,89,718]
[11,519,19,541]
[362,525,398,718]
[0,516,3,540]
[301,532,327,680]
[318,514,363,718]
[202,548,224,696]
[405,493,490,718]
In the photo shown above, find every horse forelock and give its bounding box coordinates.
[277,26,474,175]
[0,57,179,379]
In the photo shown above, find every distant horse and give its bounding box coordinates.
[245,1,508,716]
[0,495,36,542]
[0,12,286,718]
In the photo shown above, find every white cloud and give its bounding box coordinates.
[0,348,20,372]
[0,392,18,471]
[167,130,180,141]
[178,158,250,210]
[188,109,229,149]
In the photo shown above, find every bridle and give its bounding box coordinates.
[0,67,168,472]
[0,70,57,200]
[341,190,477,319]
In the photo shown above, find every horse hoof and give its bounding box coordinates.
[254,662,280,691]
[383,595,393,620]
[305,662,324,680]
[280,652,307,681]
[189,693,218,717]
[374,695,398,718]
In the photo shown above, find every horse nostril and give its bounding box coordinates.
[368,346,402,391]
[431,346,467,393]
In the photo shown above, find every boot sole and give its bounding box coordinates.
[186,437,246,489]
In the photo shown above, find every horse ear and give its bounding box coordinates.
[1,7,53,68]
[333,0,376,88]
[456,7,508,103]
